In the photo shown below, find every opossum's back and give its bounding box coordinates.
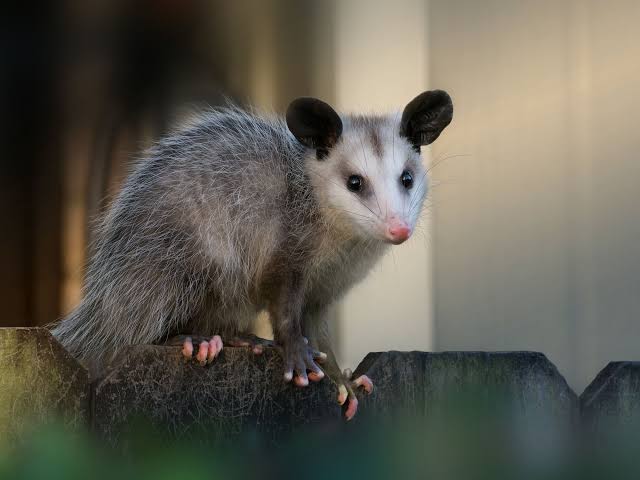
[120,108,305,272]
[141,109,304,217]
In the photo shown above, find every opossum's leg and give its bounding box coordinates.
[305,313,373,421]
[267,271,325,387]
[171,297,260,364]
[317,344,367,421]
[343,373,373,421]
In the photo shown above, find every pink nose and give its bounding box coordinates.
[386,219,412,244]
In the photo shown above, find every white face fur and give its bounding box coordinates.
[287,91,452,244]
[306,117,427,245]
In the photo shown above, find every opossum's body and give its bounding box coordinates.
[55,108,384,357]
[52,91,453,418]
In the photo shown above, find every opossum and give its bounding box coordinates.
[51,90,453,420]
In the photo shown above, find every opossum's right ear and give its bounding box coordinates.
[400,90,453,151]
[286,97,343,160]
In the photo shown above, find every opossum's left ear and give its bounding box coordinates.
[400,90,453,150]
[287,97,343,159]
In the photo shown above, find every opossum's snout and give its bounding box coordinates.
[384,217,412,244]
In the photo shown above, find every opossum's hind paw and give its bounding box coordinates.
[225,333,275,355]
[352,374,374,394]
[178,335,223,366]
[342,368,374,394]
[338,369,374,421]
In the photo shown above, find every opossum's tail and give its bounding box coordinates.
[50,298,117,368]
[50,260,209,371]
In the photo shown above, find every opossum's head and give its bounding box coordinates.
[287,90,453,244]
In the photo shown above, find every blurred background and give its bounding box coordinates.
[1,0,639,393]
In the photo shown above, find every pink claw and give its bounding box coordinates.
[353,374,374,394]
[182,337,193,359]
[294,375,309,387]
[207,335,223,362]
[207,339,218,363]
[337,385,348,405]
[308,370,325,382]
[196,341,209,365]
[345,396,359,421]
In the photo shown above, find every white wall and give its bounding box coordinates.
[332,0,434,370]
[429,0,640,392]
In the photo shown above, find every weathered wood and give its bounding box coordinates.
[92,345,342,445]
[0,328,90,443]
[352,351,578,431]
[11,326,640,454]
[581,361,640,436]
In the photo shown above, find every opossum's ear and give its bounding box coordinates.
[400,90,453,151]
[286,97,343,159]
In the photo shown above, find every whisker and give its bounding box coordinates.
[408,169,430,215]
[359,133,385,218]
[426,152,471,174]
[318,206,377,222]
[308,169,383,221]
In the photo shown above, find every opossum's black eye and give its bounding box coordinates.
[347,175,364,193]
[401,170,414,189]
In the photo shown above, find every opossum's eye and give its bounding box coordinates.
[347,175,364,193]
[401,170,414,189]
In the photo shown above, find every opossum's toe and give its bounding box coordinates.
[206,336,222,363]
[336,372,372,420]
[345,395,359,421]
[177,335,225,365]
[181,337,194,360]
[284,369,294,382]
[308,370,325,382]
[294,373,309,387]
[342,369,373,393]
[312,350,327,363]
[352,374,374,394]
[196,341,209,366]
[306,357,325,382]
[338,380,360,420]
[337,384,348,406]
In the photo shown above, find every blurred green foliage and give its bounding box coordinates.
[1,388,640,480]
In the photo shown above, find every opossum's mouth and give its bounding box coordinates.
[384,234,411,245]
[384,235,411,245]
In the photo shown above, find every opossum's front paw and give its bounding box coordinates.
[282,337,327,387]
[338,368,374,421]
[180,335,223,366]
